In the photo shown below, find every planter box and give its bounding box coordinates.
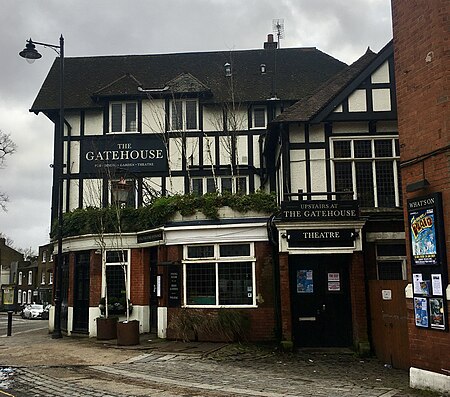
[117,320,140,346]
[96,317,118,340]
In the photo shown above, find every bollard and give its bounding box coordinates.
[7,311,13,336]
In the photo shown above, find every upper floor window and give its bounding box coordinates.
[28,271,33,285]
[191,176,248,195]
[170,99,198,131]
[110,102,137,133]
[331,137,401,208]
[18,271,22,285]
[42,251,47,262]
[41,272,46,285]
[251,106,267,129]
[49,271,53,285]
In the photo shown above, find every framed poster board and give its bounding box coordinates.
[408,193,448,332]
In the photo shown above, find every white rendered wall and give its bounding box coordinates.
[69,179,79,211]
[203,106,223,131]
[69,141,80,174]
[372,89,392,111]
[333,122,369,134]
[371,61,390,83]
[142,99,166,132]
[309,124,325,142]
[186,137,200,166]
[289,124,305,143]
[82,179,103,208]
[158,307,167,338]
[65,113,81,136]
[84,111,103,135]
[290,150,306,194]
[169,138,183,171]
[348,89,367,112]
[310,149,327,193]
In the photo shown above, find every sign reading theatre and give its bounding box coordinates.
[80,134,167,174]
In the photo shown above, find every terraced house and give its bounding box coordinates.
[29,36,406,362]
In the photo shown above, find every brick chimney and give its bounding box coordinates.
[264,34,278,49]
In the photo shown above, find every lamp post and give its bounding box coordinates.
[20,35,64,339]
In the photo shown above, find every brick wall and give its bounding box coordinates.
[89,250,102,307]
[350,252,369,345]
[278,252,292,341]
[392,0,450,374]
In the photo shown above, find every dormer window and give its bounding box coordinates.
[170,99,198,131]
[110,102,137,133]
[251,105,267,129]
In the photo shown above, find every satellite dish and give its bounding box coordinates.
[272,19,285,44]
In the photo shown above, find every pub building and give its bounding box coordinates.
[29,37,407,360]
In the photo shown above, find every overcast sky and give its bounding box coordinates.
[0,0,392,252]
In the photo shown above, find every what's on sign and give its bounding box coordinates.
[281,200,358,221]
[80,134,168,174]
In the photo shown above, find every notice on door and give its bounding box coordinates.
[327,272,341,292]
[297,270,313,293]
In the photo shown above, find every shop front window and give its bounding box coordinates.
[184,243,255,307]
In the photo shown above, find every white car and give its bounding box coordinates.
[21,304,45,319]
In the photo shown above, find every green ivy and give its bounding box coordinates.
[52,191,278,239]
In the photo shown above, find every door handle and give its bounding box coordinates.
[322,304,326,311]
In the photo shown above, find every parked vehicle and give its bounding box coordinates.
[41,304,50,320]
[21,304,45,319]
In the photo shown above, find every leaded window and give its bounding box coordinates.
[332,137,401,208]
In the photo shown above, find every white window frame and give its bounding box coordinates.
[109,101,138,133]
[18,290,22,304]
[169,99,199,131]
[28,271,33,285]
[182,243,256,308]
[42,251,47,262]
[41,272,46,285]
[330,136,400,207]
[18,271,22,285]
[27,290,32,304]
[102,249,131,301]
[49,271,53,285]
[22,291,27,304]
[251,105,267,129]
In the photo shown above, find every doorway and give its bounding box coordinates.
[290,254,353,347]
[72,252,90,333]
[149,247,158,334]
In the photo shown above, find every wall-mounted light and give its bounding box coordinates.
[260,63,266,74]
[224,62,232,77]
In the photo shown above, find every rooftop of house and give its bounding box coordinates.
[30,44,347,113]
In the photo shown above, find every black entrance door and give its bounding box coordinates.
[73,252,90,333]
[60,254,69,332]
[290,254,352,347]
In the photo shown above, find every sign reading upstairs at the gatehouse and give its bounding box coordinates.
[281,200,359,221]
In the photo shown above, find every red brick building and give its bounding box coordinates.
[392,0,450,392]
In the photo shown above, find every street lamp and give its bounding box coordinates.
[20,35,64,339]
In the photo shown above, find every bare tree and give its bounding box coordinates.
[0,130,17,211]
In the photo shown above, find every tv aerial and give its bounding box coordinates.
[272,19,285,47]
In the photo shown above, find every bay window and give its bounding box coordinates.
[190,176,248,195]
[183,243,255,307]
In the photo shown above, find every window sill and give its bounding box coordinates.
[183,305,257,309]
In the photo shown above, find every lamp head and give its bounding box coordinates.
[19,40,42,63]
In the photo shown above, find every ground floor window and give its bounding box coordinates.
[103,250,130,313]
[183,243,255,307]
[376,243,406,280]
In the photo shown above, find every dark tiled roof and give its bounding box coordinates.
[276,48,378,122]
[30,47,346,112]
